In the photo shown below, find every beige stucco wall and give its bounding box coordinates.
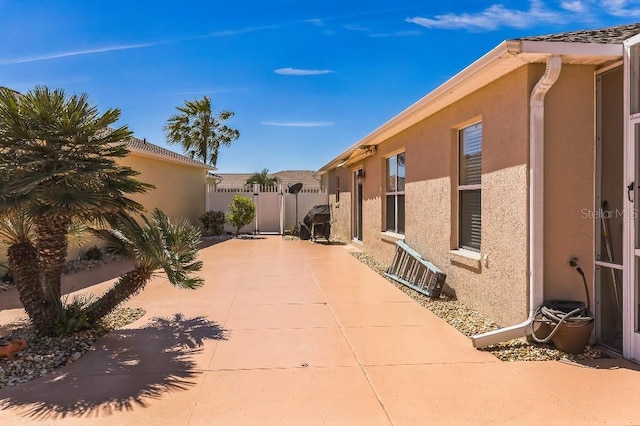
[118,153,208,226]
[323,168,353,243]
[542,64,597,306]
[324,63,601,327]
[322,66,533,327]
[0,153,208,266]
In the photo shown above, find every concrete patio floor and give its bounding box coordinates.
[0,236,640,425]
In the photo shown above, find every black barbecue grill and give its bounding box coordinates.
[299,204,331,242]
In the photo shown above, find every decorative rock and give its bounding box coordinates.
[351,251,603,363]
[0,307,145,390]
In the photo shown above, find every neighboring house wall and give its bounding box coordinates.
[118,153,208,225]
[216,170,321,191]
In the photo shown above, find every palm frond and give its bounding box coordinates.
[163,96,239,166]
[0,209,35,247]
[67,221,89,248]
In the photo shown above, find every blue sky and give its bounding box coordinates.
[1,1,639,173]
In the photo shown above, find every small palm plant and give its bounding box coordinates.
[245,168,280,188]
[85,209,204,324]
[0,209,46,327]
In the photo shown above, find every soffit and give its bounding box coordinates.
[318,40,622,174]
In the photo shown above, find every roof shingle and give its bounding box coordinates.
[126,136,213,169]
[519,22,640,44]
[216,170,321,189]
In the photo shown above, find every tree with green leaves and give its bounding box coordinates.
[226,195,255,235]
[0,86,153,333]
[245,168,280,188]
[86,209,203,323]
[0,209,43,324]
[164,96,239,167]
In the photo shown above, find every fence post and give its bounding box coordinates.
[253,183,260,234]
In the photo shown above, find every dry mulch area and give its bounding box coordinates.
[0,307,145,389]
[350,251,603,362]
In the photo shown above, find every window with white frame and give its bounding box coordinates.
[458,122,482,251]
[386,152,405,234]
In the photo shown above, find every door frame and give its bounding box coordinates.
[352,168,364,242]
[595,64,625,352]
[623,33,640,360]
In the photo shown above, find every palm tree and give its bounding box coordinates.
[0,86,153,332]
[164,96,239,167]
[85,209,203,323]
[0,209,47,328]
[245,168,280,188]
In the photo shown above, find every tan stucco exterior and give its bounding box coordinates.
[118,152,209,225]
[542,65,597,306]
[321,62,603,328]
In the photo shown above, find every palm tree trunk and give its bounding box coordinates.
[35,215,70,314]
[85,269,151,324]
[7,242,49,330]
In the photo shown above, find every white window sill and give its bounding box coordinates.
[380,231,405,243]
[449,249,482,270]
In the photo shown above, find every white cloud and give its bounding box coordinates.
[0,43,153,65]
[303,19,325,27]
[600,0,640,16]
[274,68,334,76]
[405,0,563,31]
[203,25,279,38]
[561,0,591,13]
[261,121,333,127]
[344,24,370,32]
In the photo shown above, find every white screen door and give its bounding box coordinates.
[623,34,640,359]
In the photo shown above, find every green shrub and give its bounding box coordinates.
[1,269,13,284]
[226,195,255,235]
[48,295,96,336]
[199,210,226,235]
[84,245,103,261]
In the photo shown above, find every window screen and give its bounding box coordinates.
[458,123,482,251]
[386,152,405,234]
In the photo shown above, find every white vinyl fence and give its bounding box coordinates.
[206,183,328,234]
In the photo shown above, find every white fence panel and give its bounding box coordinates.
[207,191,256,234]
[206,183,328,235]
[283,192,329,231]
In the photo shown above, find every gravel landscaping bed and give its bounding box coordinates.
[351,251,604,362]
[0,307,145,389]
[0,234,234,390]
[63,253,124,275]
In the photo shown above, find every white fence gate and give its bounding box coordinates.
[206,183,328,235]
[255,187,281,234]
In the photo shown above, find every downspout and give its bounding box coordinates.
[472,55,562,348]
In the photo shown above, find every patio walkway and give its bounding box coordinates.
[0,236,639,425]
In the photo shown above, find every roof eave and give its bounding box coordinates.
[317,39,623,174]
[127,146,216,171]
